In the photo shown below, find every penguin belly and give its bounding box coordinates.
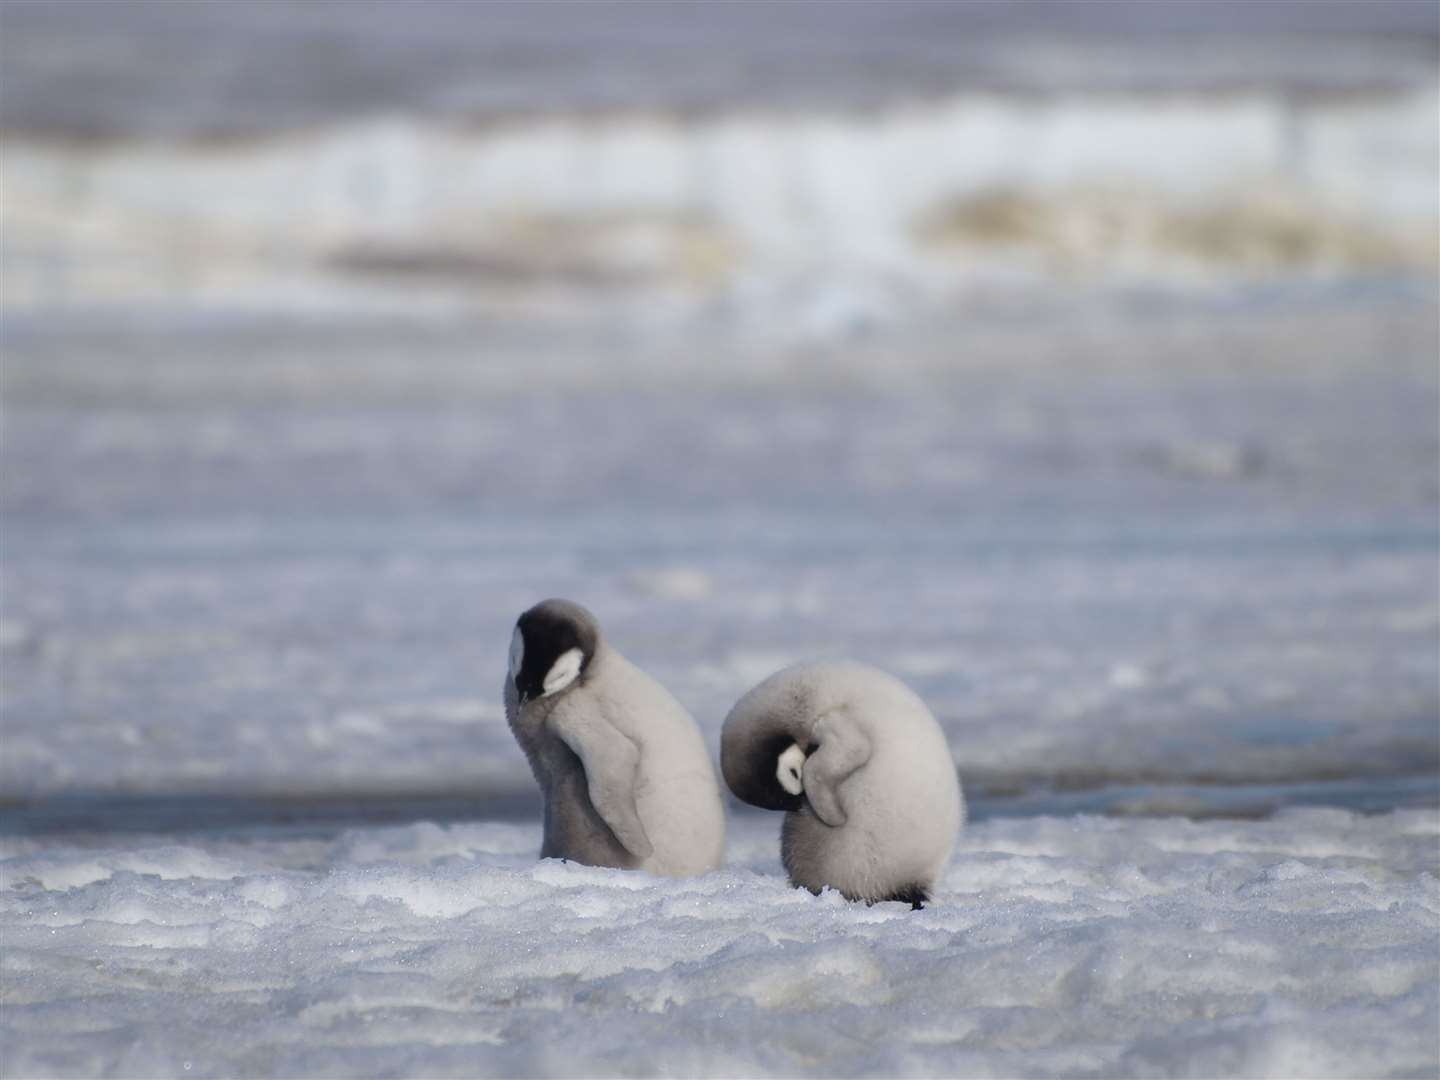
[634,769,726,876]
[782,745,962,903]
[593,653,727,878]
[631,736,727,877]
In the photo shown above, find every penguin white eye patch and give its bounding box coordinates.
[542,647,585,696]
[777,743,807,796]
[508,627,525,681]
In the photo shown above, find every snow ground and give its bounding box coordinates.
[3,292,1435,810]
[2,809,1436,1078]
[2,271,1436,1080]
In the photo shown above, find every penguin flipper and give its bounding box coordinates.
[550,710,655,860]
[802,710,872,828]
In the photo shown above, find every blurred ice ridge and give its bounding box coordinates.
[3,85,1436,320]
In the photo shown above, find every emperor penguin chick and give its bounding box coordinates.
[503,599,725,877]
[721,661,963,907]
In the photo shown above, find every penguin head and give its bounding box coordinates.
[510,599,600,705]
[721,722,809,813]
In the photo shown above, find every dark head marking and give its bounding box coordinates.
[510,598,600,705]
[721,729,805,812]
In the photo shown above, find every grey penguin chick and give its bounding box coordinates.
[721,660,964,907]
[503,599,725,877]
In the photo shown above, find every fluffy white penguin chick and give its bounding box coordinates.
[721,660,964,907]
[503,598,726,877]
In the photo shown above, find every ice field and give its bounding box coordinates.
[3,286,1438,1077]
[3,291,1436,813]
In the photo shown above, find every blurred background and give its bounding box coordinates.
[2,0,1436,832]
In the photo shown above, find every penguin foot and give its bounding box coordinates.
[881,884,930,910]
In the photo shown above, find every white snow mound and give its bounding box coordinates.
[2,808,1436,1078]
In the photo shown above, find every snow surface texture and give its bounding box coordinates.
[3,810,1437,1078]
[4,295,1435,814]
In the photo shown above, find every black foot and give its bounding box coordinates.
[881,883,930,910]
